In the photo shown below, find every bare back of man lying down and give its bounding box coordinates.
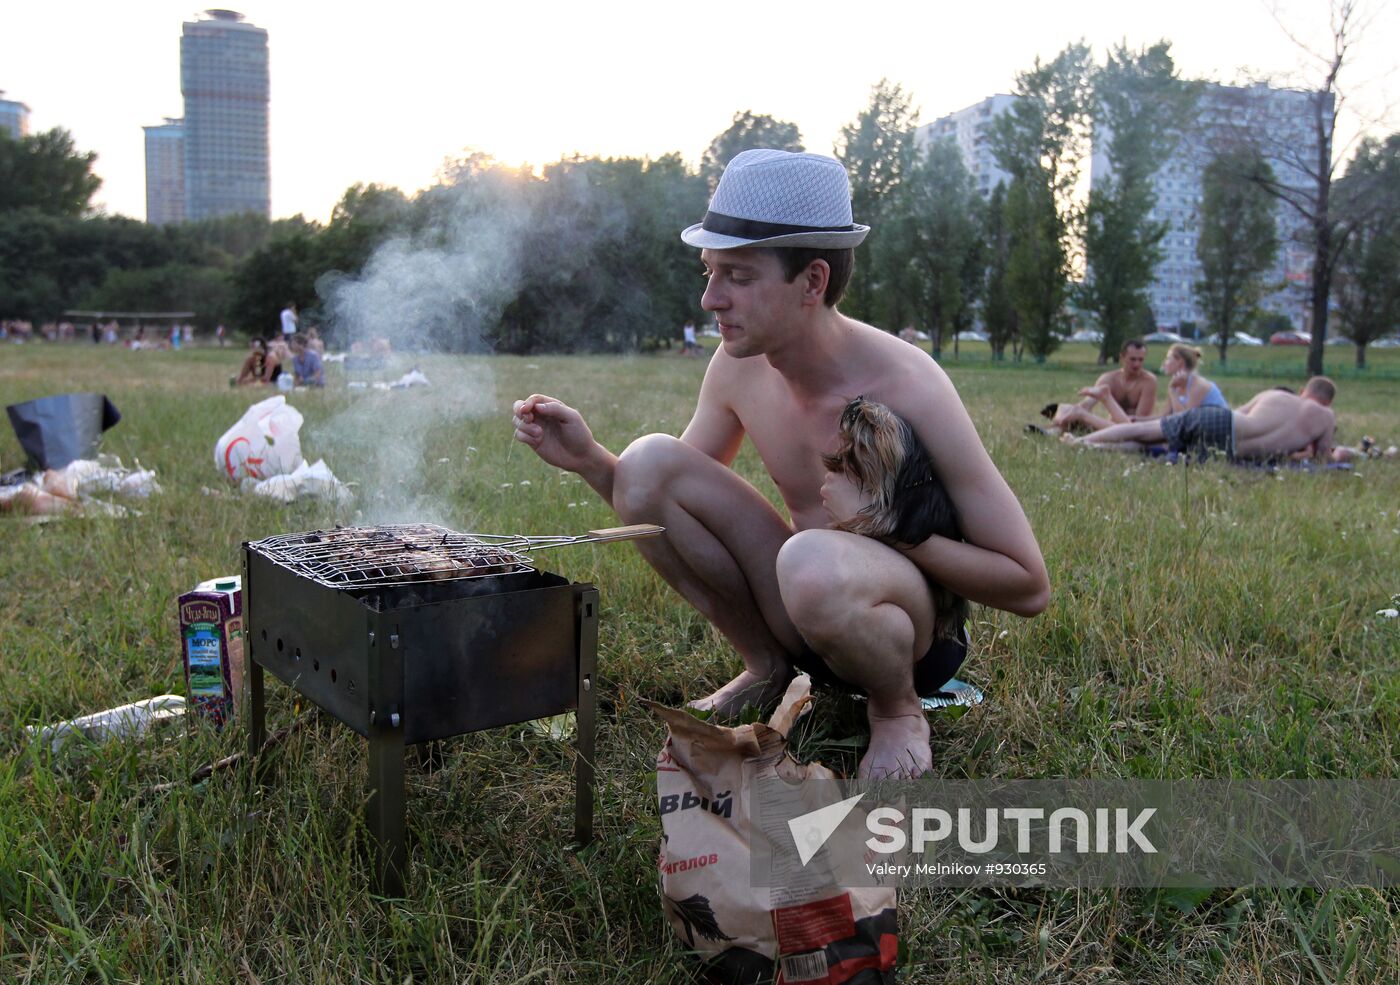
[1066,377,1337,462]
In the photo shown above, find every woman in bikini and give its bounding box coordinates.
[1162,343,1229,415]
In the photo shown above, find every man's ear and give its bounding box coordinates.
[801,259,831,306]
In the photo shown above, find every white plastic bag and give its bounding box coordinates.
[215,396,304,482]
[248,458,352,504]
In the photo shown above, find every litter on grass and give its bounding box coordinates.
[214,396,352,502]
[26,695,186,753]
[0,454,161,518]
[245,458,353,504]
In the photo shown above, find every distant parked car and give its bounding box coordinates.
[1144,331,1186,344]
[1067,329,1103,343]
[956,330,990,342]
[1371,336,1400,348]
[1269,331,1312,345]
[1325,334,1355,346]
[1207,331,1265,347]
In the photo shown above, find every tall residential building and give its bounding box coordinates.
[180,9,269,220]
[914,94,1018,198]
[144,119,186,225]
[0,91,31,139]
[1090,81,1325,332]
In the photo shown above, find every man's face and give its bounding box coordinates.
[699,248,806,358]
[1120,346,1147,377]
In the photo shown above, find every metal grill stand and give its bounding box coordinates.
[244,534,601,899]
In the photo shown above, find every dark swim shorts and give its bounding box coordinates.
[792,625,969,698]
[1159,405,1235,462]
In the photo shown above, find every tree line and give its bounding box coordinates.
[2,34,1397,365]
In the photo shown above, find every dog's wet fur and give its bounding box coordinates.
[822,396,969,639]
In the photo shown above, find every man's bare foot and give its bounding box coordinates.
[858,712,932,779]
[688,668,792,719]
[1060,431,1083,446]
[1052,405,1086,428]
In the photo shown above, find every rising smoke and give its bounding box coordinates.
[310,174,535,525]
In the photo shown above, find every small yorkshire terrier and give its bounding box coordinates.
[822,396,969,640]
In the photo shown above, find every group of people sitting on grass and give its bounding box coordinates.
[1033,337,1383,465]
[234,330,325,388]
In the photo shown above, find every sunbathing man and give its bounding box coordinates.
[1048,339,1158,432]
[513,149,1049,779]
[1066,377,1337,462]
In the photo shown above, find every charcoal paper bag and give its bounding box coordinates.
[648,676,898,985]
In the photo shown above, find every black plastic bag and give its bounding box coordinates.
[6,393,122,470]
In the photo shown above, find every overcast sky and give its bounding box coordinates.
[3,1,1397,222]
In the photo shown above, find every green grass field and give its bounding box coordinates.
[2,341,1398,983]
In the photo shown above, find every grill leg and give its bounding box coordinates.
[248,659,267,781]
[574,588,599,846]
[367,723,406,898]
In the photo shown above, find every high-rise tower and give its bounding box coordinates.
[144,118,186,225]
[0,90,31,139]
[180,9,269,220]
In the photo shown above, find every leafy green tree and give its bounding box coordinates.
[988,43,1093,361]
[0,128,101,217]
[1133,302,1158,339]
[319,183,412,278]
[700,111,803,191]
[229,220,324,335]
[895,138,983,357]
[173,212,276,264]
[835,79,918,325]
[1004,176,1069,361]
[1080,42,1197,363]
[981,183,1017,360]
[505,155,706,354]
[1195,148,1279,363]
[1333,133,1400,368]
[1237,0,1379,374]
[0,212,186,321]
[81,264,233,331]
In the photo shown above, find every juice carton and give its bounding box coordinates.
[178,576,244,725]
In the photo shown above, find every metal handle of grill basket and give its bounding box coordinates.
[582,524,665,543]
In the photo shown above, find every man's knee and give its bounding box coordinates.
[776,531,865,640]
[614,433,688,521]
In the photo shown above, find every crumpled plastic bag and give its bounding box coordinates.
[25,695,186,753]
[55,455,161,498]
[215,395,303,482]
[393,368,430,388]
[245,458,352,504]
[0,455,161,517]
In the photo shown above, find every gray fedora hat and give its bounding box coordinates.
[681,149,870,250]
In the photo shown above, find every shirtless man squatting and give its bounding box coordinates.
[513,149,1050,779]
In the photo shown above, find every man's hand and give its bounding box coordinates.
[820,471,873,527]
[512,394,600,474]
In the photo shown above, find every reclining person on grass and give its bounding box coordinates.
[1064,377,1337,464]
[512,150,1049,779]
[1045,338,1158,432]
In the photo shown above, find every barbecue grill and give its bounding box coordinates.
[243,521,660,897]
